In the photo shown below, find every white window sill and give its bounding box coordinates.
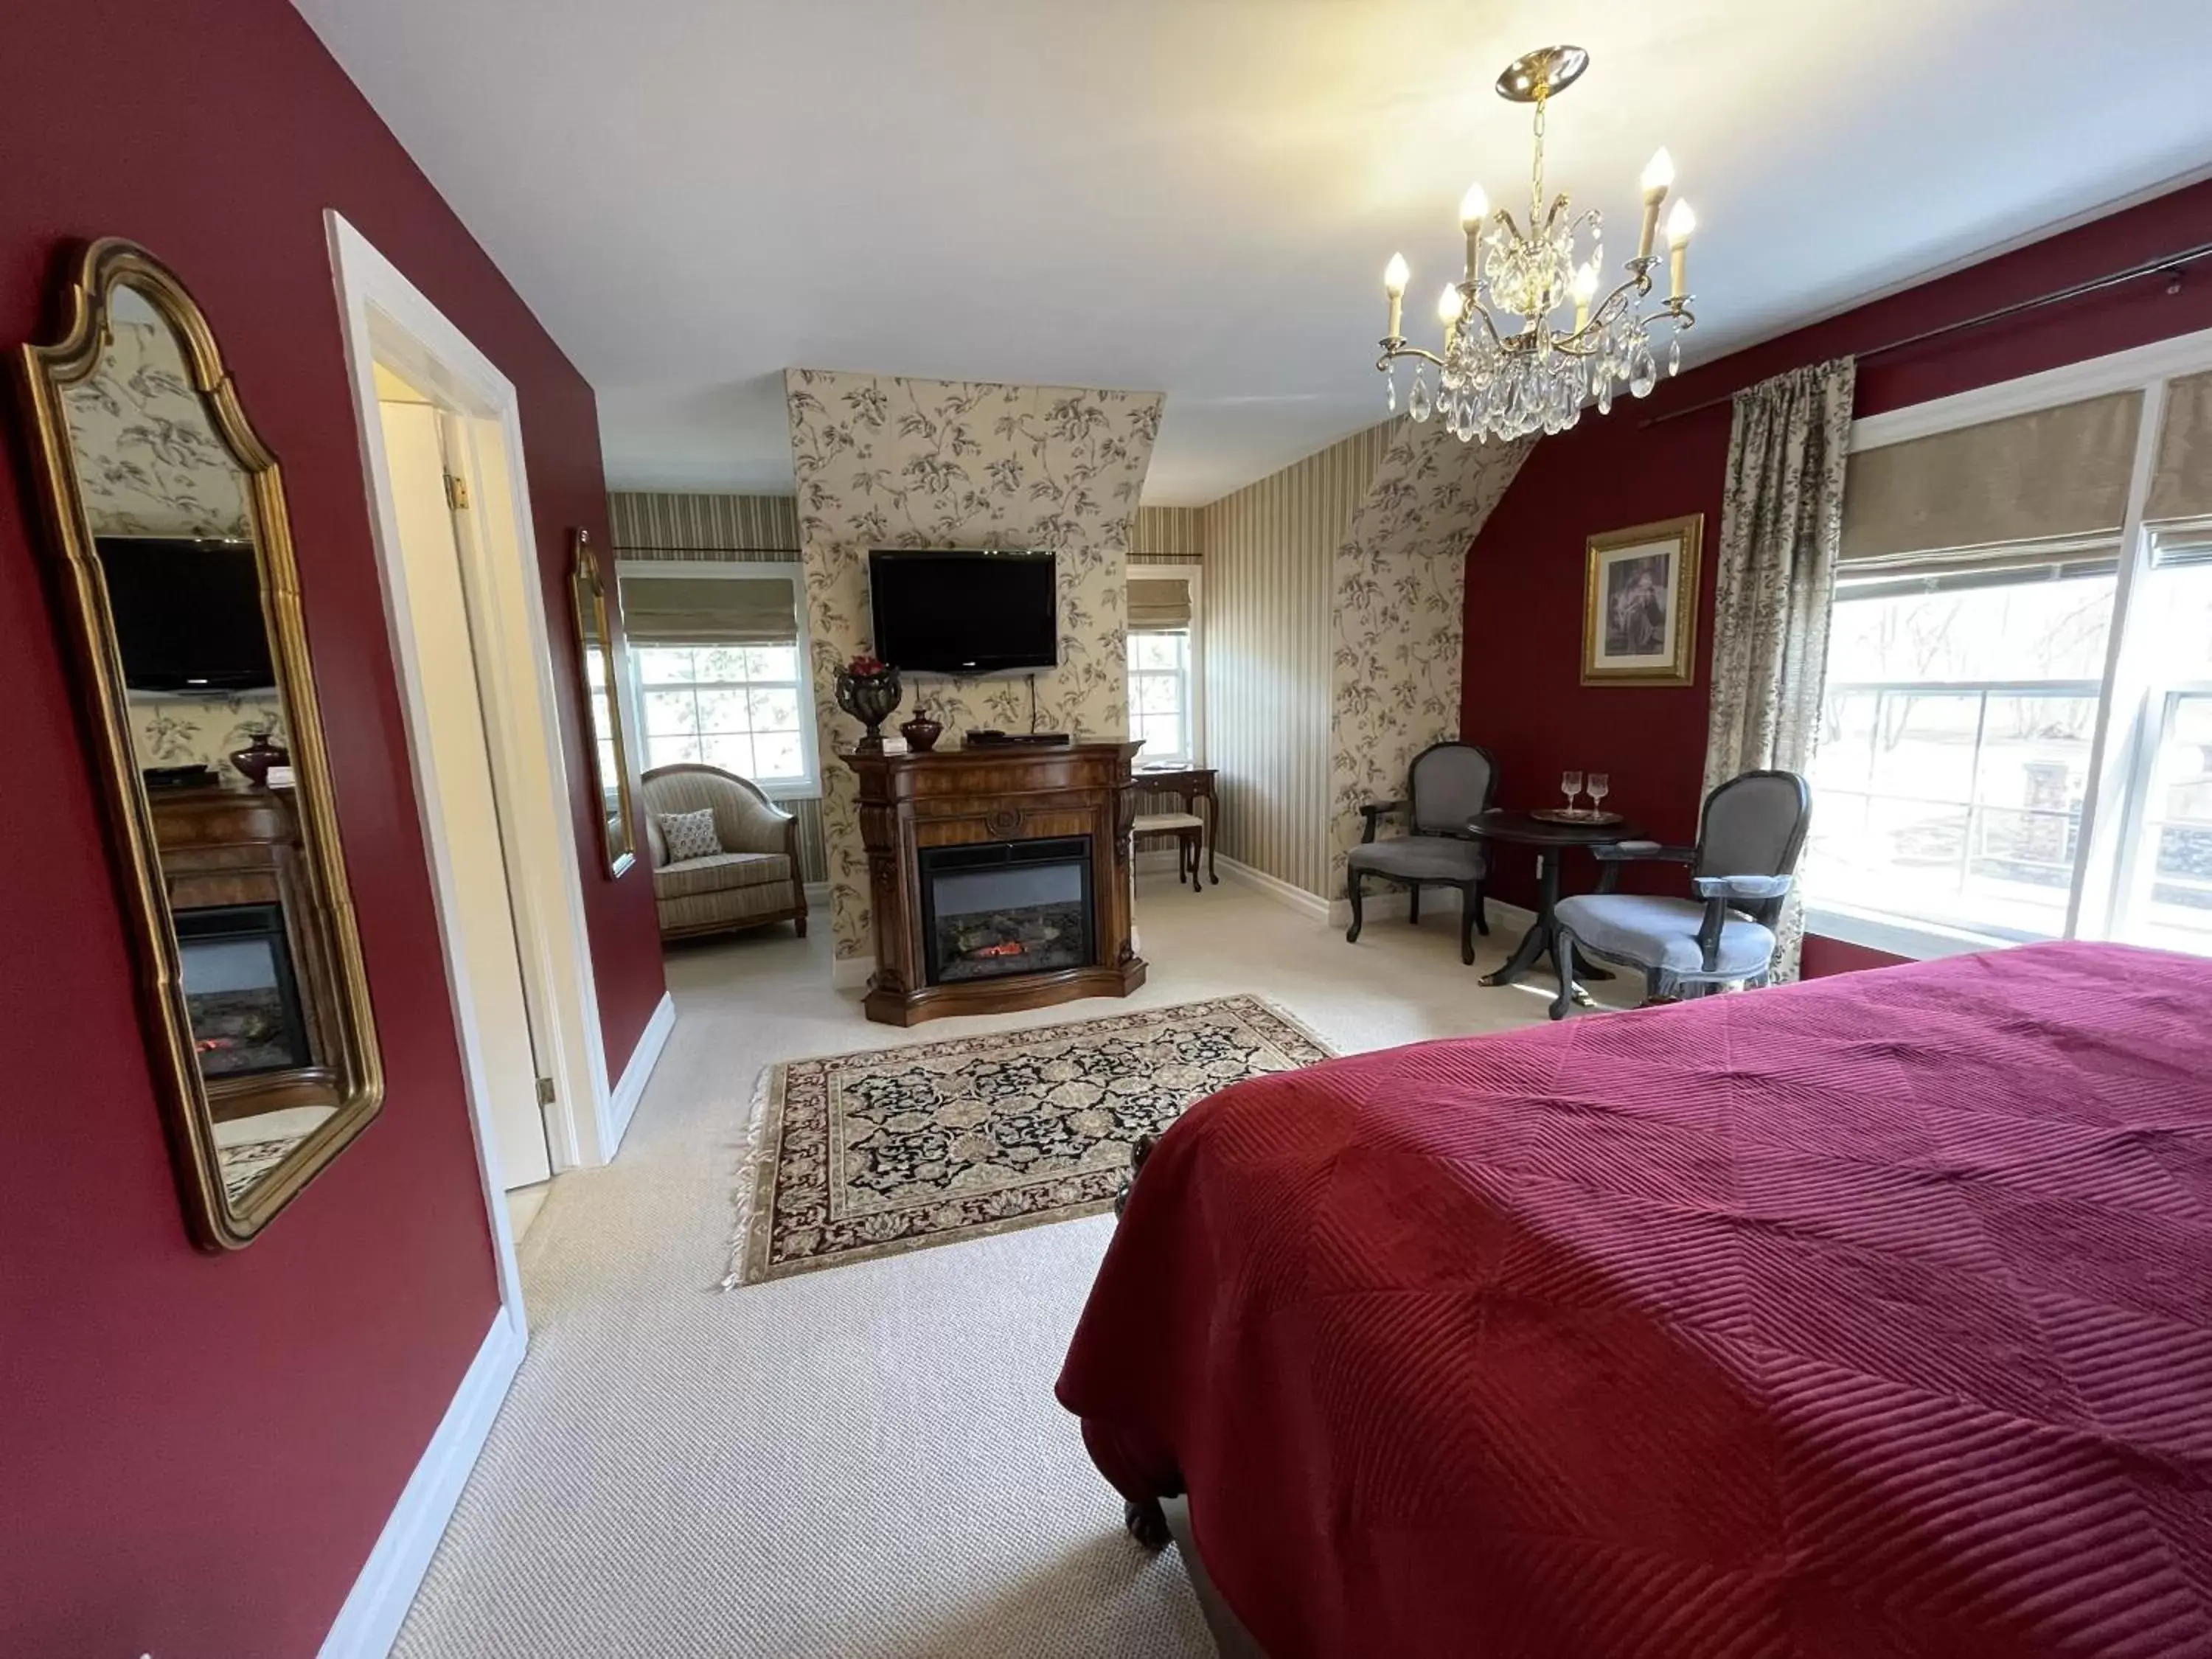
[1805,902,2026,964]
[754,778,820,803]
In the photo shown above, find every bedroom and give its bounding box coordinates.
[2,1,2209,1656]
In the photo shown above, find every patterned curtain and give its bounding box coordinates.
[1701,358,1857,980]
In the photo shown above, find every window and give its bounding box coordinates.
[616,564,818,796]
[1806,559,2117,943]
[1806,355,2212,961]
[2109,541,2212,954]
[1127,572,1198,767]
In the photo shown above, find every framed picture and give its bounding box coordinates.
[1581,514,1703,686]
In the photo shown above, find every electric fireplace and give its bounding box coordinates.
[175,902,313,1077]
[919,836,1094,985]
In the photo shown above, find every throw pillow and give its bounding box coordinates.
[657,807,723,863]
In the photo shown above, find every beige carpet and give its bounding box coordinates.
[731,995,1332,1284]
[392,876,1594,1658]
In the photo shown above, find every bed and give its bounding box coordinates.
[1057,943,2212,1658]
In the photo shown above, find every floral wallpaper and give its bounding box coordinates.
[785,369,1163,961]
[128,691,288,779]
[60,311,252,541]
[1328,422,1531,896]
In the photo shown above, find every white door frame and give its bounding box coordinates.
[327,211,627,1212]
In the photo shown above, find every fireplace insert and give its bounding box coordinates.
[174,902,313,1078]
[919,836,1095,985]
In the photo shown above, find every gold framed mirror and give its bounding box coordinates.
[569,528,637,876]
[18,239,382,1248]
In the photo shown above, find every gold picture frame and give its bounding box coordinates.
[18,240,383,1248]
[1581,513,1703,686]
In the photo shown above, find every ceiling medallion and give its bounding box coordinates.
[1375,44,1699,442]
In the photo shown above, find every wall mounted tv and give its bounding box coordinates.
[96,537,276,694]
[868,549,1058,675]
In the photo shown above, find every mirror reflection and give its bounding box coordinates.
[571,529,636,874]
[26,248,381,1245]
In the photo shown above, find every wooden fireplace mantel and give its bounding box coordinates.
[841,737,1147,1025]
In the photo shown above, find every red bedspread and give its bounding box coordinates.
[1057,944,2212,1658]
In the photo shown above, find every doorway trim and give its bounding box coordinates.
[327,209,624,1187]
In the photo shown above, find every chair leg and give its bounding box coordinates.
[1186,831,1201,892]
[794,914,807,939]
[1472,880,1490,936]
[1408,884,1422,924]
[1549,933,1578,1021]
[1345,868,1365,943]
[1459,885,1478,966]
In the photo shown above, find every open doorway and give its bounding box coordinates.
[327,212,635,1306]
[372,366,555,1218]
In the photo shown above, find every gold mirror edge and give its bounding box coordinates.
[19,237,385,1250]
[571,527,641,876]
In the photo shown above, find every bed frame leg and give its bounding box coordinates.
[1124,1496,1171,1551]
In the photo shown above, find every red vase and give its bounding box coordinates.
[900,710,943,753]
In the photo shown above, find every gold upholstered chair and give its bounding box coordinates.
[638,763,807,942]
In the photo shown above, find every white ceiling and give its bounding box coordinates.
[293,0,2212,507]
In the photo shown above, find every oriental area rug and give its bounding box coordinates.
[726,995,1334,1286]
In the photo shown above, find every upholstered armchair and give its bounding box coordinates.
[1345,741,1498,965]
[1549,770,1812,1018]
[639,763,807,942]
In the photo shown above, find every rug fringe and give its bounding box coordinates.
[718,1064,777,1291]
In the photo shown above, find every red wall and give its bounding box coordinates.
[1462,178,2212,973]
[0,1,663,1652]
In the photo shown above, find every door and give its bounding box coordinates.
[375,392,554,1187]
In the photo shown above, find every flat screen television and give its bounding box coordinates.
[868,549,1057,675]
[96,537,276,693]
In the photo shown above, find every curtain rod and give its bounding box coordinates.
[1641,240,2212,429]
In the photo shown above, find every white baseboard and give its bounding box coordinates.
[319,1312,525,1658]
[802,880,830,902]
[831,954,874,990]
[1214,854,1331,922]
[605,991,675,1150]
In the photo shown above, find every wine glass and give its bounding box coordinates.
[1587,772,1611,817]
[1560,770,1585,816]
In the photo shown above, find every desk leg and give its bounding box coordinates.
[1481,850,1557,987]
[1204,790,1219,885]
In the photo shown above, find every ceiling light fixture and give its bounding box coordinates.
[1375,45,1699,442]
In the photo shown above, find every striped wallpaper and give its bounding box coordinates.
[1130,505,1204,564]
[605,490,827,885]
[1198,424,1393,897]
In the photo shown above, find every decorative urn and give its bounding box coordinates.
[898,704,943,754]
[835,653,903,751]
[228,729,290,787]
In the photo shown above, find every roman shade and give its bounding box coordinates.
[1840,389,2143,566]
[2147,369,2212,527]
[619,574,799,647]
[1128,577,1193,633]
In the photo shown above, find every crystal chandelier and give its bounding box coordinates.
[1375,45,1700,443]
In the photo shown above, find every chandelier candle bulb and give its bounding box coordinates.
[1571,261,1599,333]
[1637,147,1674,260]
[1438,283,1461,347]
[1383,252,1409,339]
[1666,199,1696,300]
[1459,183,1489,278]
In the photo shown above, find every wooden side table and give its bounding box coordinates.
[1132,765,1219,889]
[1466,809,1640,1000]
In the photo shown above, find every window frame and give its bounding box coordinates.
[1807,327,2212,960]
[1126,566,1203,768]
[614,560,820,800]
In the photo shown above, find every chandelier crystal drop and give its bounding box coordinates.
[1373,45,1700,445]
